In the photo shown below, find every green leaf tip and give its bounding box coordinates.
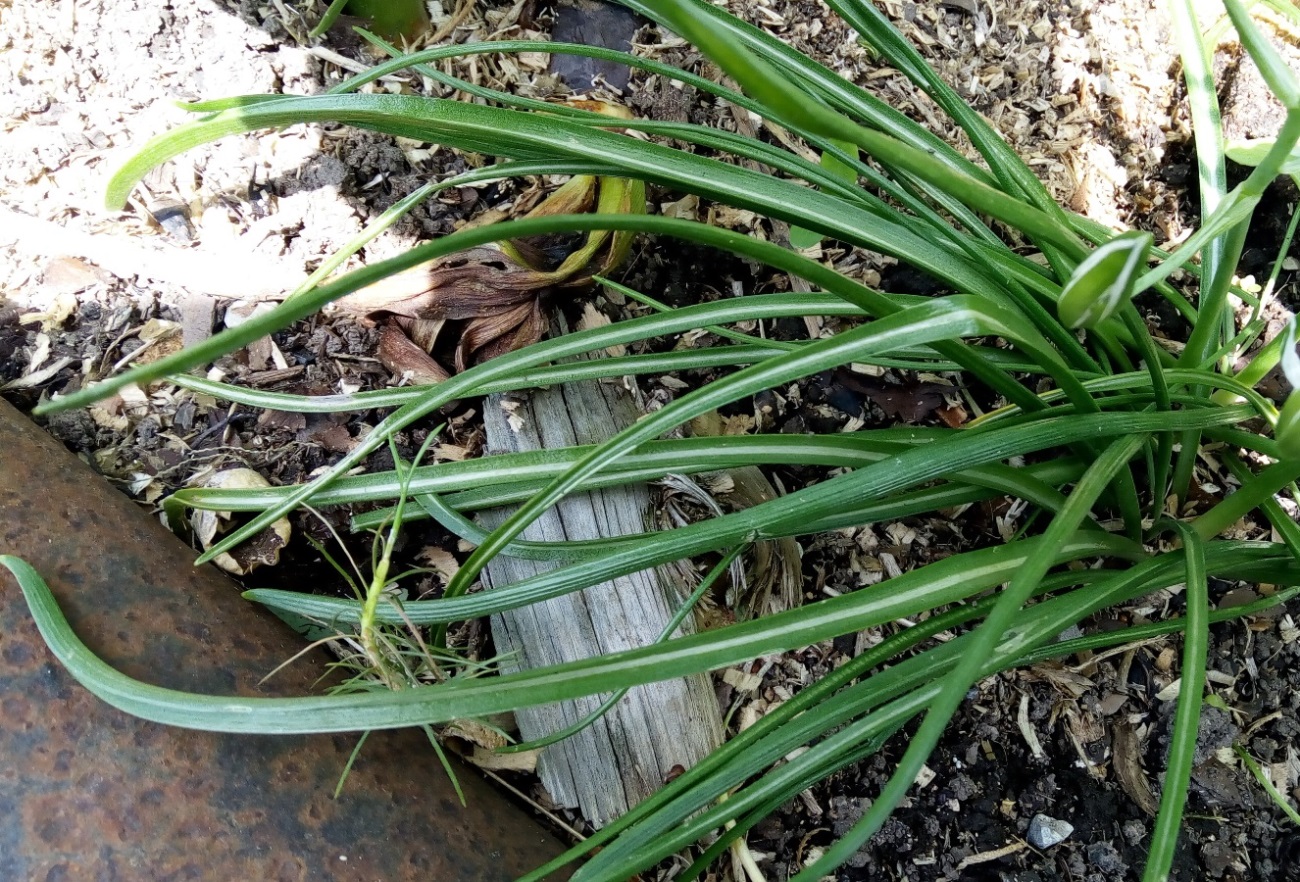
[1057,230,1153,329]
[1280,316,1300,389]
[1276,318,1300,458]
[1226,137,1300,176]
[1276,393,1300,459]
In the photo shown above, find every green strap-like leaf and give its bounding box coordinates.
[250,406,1243,628]
[1141,522,1208,882]
[0,535,1129,734]
[790,137,860,248]
[442,295,1088,603]
[793,432,1148,880]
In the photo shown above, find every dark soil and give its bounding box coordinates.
[736,610,1300,882]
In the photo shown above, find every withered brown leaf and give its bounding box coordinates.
[336,152,641,381]
[337,247,551,322]
[337,246,555,376]
[377,321,450,385]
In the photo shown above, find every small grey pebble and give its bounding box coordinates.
[1056,624,1085,642]
[1085,841,1129,874]
[1027,814,1074,849]
[1122,818,1146,846]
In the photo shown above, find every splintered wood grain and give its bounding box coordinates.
[481,374,724,828]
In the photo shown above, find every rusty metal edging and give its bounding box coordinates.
[0,397,571,881]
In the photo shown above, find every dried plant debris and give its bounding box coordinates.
[338,245,553,374]
[190,468,291,576]
[833,367,964,425]
[685,409,803,617]
[338,136,643,381]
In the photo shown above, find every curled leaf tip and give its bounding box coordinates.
[1056,230,1152,329]
[1276,394,1300,460]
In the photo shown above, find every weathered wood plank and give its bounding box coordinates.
[481,372,724,828]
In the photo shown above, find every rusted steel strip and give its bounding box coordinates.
[0,397,570,881]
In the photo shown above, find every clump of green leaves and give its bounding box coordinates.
[5,1,1300,880]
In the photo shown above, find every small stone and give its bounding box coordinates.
[1027,814,1074,849]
